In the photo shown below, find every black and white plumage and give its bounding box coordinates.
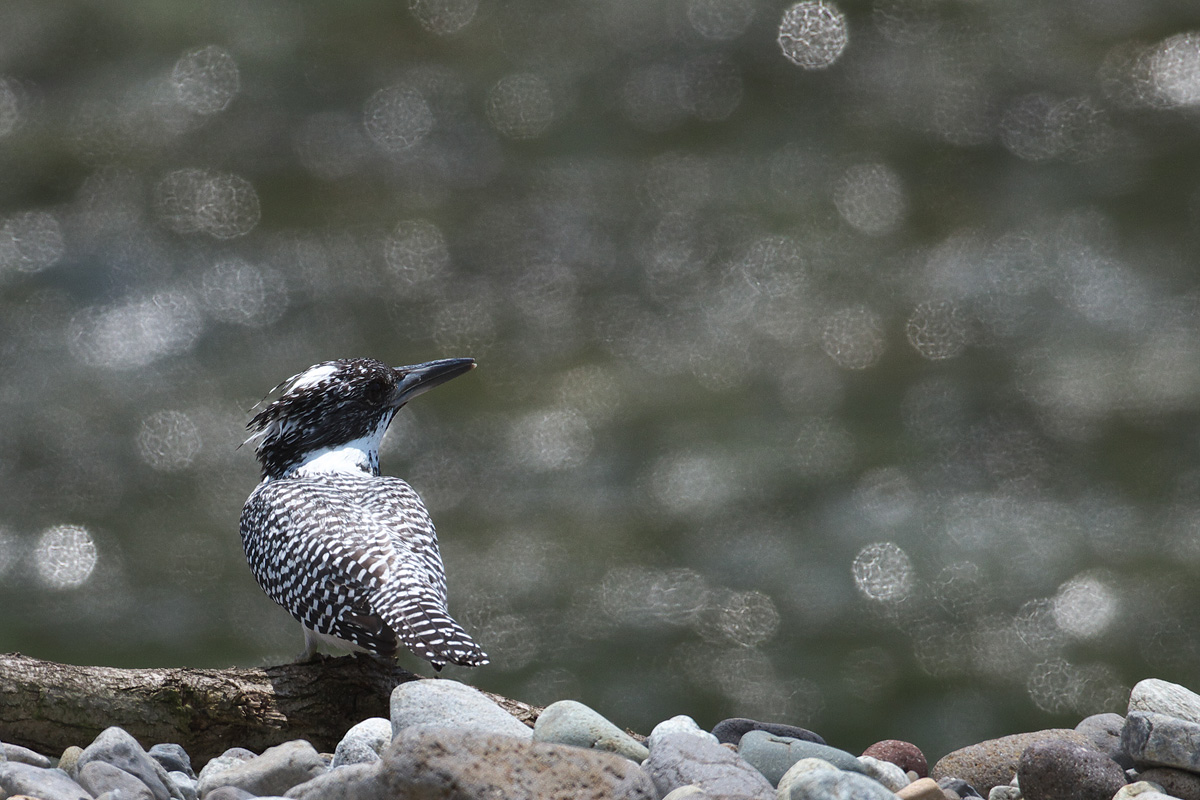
[239,356,487,670]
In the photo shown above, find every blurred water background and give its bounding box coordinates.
[5,0,1200,759]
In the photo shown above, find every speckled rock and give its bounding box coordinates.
[739,730,867,785]
[390,679,532,739]
[862,740,928,778]
[1016,739,1125,800]
[197,740,326,798]
[195,748,256,791]
[646,731,773,800]
[649,715,719,750]
[1136,767,1200,800]
[0,762,91,800]
[331,717,392,767]
[1129,679,1200,724]
[931,730,1093,794]
[78,760,155,800]
[1113,782,1172,800]
[858,754,910,791]
[2,743,52,769]
[77,726,173,800]
[283,762,385,799]
[533,699,649,762]
[1074,713,1131,769]
[148,744,193,779]
[777,760,843,797]
[58,746,84,778]
[1124,711,1200,771]
[710,718,825,746]
[781,767,899,800]
[381,726,656,799]
[897,777,947,800]
[987,786,1021,800]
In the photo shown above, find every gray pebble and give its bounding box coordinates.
[940,777,985,798]
[738,730,866,786]
[1113,782,1172,800]
[1017,739,1126,800]
[1123,711,1200,771]
[533,699,649,762]
[1075,713,1132,769]
[148,743,194,778]
[645,731,773,800]
[710,718,825,746]
[331,717,392,768]
[197,740,326,798]
[662,787,712,799]
[77,726,173,800]
[0,761,92,800]
[203,787,258,800]
[390,679,532,739]
[777,760,842,797]
[167,770,198,800]
[58,745,84,778]
[1129,679,1200,724]
[782,767,899,800]
[988,786,1022,800]
[1136,767,1200,800]
[284,762,385,799]
[78,760,156,800]
[196,747,257,790]
[649,715,719,750]
[3,741,53,768]
[858,754,910,791]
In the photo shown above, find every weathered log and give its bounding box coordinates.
[0,652,541,764]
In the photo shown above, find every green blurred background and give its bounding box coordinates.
[4,0,1200,760]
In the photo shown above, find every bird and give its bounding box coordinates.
[239,356,488,670]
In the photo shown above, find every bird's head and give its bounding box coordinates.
[245,356,475,479]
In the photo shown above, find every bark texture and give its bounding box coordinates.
[0,652,540,764]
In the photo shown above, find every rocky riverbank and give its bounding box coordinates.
[2,676,1199,799]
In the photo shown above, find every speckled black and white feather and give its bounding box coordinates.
[239,357,487,669]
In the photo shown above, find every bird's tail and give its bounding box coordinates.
[379,592,489,668]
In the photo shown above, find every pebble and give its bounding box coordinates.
[1128,679,1200,724]
[987,786,1021,800]
[196,740,326,798]
[282,761,382,799]
[738,730,867,785]
[383,726,656,800]
[858,754,911,791]
[939,777,984,798]
[1137,768,1200,800]
[1074,713,1132,769]
[167,770,198,800]
[78,759,156,800]
[148,743,194,778]
[2,743,52,769]
[931,730,1092,795]
[330,717,392,768]
[710,718,826,746]
[649,715,720,750]
[862,740,928,777]
[662,787,711,800]
[195,747,257,791]
[58,746,83,778]
[777,760,842,797]
[645,731,773,800]
[1016,739,1125,800]
[0,761,91,800]
[77,726,173,800]
[203,787,258,800]
[1113,782,1170,800]
[898,777,949,800]
[389,679,533,739]
[780,767,899,800]
[1123,711,1200,772]
[532,699,649,762]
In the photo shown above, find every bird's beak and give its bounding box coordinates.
[392,357,476,406]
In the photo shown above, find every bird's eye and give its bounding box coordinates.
[363,379,389,405]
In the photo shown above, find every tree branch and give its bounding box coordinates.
[0,652,541,764]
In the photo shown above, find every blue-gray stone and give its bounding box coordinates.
[738,730,866,786]
[0,761,92,800]
[78,760,156,800]
[390,679,532,739]
[148,743,194,778]
[282,762,386,799]
[332,717,392,767]
[1123,711,1200,771]
[77,726,173,800]
[202,787,258,800]
[3,742,53,768]
[533,699,649,762]
[649,715,719,751]
[196,740,326,798]
[167,770,198,800]
[1129,679,1200,724]
[777,760,843,797]
[711,718,826,746]
[196,747,257,791]
[782,767,899,800]
[644,732,773,800]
